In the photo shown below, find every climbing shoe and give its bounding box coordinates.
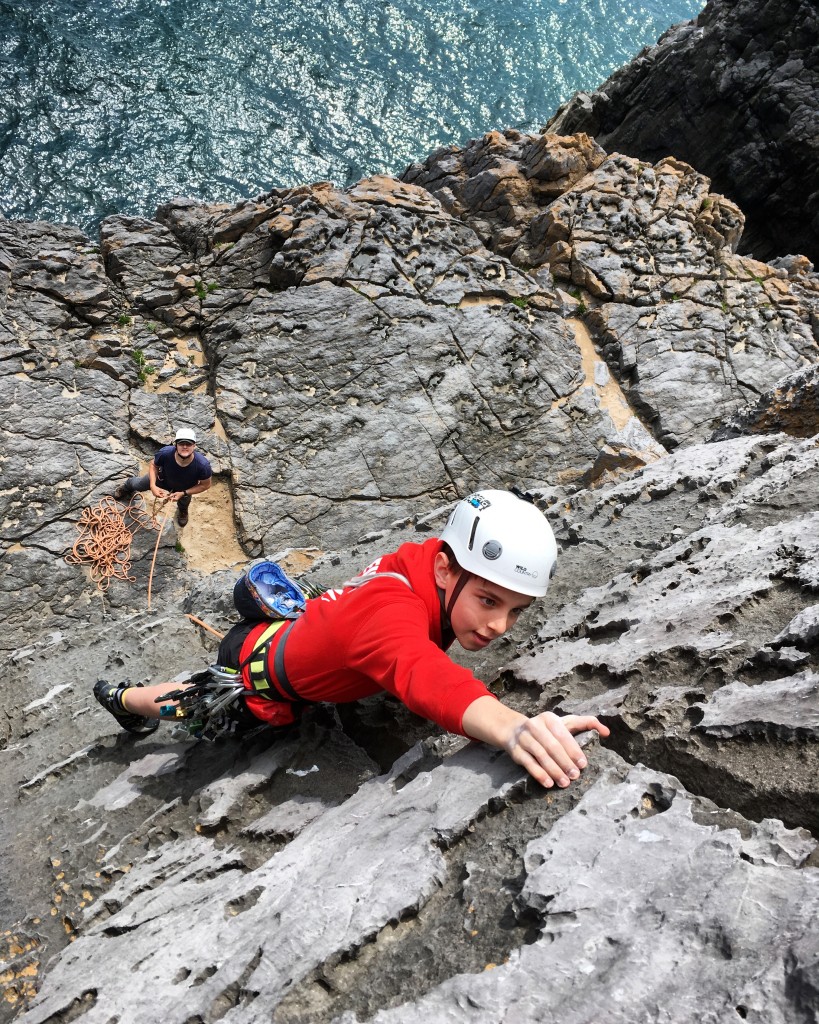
[93,679,159,735]
[113,483,132,501]
[176,507,189,527]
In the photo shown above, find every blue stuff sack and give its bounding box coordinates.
[240,560,307,620]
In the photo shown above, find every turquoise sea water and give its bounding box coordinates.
[0,0,704,231]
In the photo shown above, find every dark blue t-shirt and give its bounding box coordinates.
[153,446,212,491]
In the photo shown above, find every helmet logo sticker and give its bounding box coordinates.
[467,494,491,511]
[482,540,502,560]
[515,564,539,579]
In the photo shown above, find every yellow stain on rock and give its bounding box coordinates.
[569,317,634,431]
[175,478,247,574]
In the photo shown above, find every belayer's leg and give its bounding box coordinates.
[94,680,161,734]
[176,493,191,528]
[114,473,150,501]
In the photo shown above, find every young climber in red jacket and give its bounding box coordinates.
[95,489,609,790]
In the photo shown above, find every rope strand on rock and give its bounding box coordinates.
[146,503,172,610]
[185,613,226,640]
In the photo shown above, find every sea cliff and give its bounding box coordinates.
[1,0,818,1019]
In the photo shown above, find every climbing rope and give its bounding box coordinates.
[65,494,165,593]
[146,503,171,610]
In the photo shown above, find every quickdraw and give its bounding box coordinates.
[155,666,248,740]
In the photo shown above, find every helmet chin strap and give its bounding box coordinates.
[445,569,472,621]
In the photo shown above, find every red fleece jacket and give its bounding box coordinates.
[240,538,494,733]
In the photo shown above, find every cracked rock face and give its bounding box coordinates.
[505,431,819,835]
[101,175,645,551]
[404,138,819,449]
[13,748,819,1024]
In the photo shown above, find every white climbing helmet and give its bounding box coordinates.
[439,489,558,598]
[174,426,197,443]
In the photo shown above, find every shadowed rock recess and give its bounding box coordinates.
[2,15,819,1024]
[544,0,819,264]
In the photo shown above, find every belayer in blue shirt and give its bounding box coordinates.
[114,426,212,528]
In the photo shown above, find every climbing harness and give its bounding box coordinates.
[157,567,415,739]
[241,570,415,704]
[65,495,162,593]
[243,618,304,704]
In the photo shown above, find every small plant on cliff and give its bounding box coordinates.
[569,288,588,313]
[131,349,157,383]
[118,313,132,327]
[702,197,712,211]
[175,540,185,554]
[194,279,219,301]
[510,297,529,309]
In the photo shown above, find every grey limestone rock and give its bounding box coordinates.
[17,753,819,1024]
[103,175,641,551]
[712,363,819,441]
[402,130,607,260]
[405,137,819,448]
[694,672,819,739]
[505,431,819,833]
[334,765,818,1024]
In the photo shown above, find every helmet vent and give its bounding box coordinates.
[468,515,480,551]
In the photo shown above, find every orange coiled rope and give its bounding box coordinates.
[65,495,164,592]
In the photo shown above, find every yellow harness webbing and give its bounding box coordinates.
[246,620,288,696]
